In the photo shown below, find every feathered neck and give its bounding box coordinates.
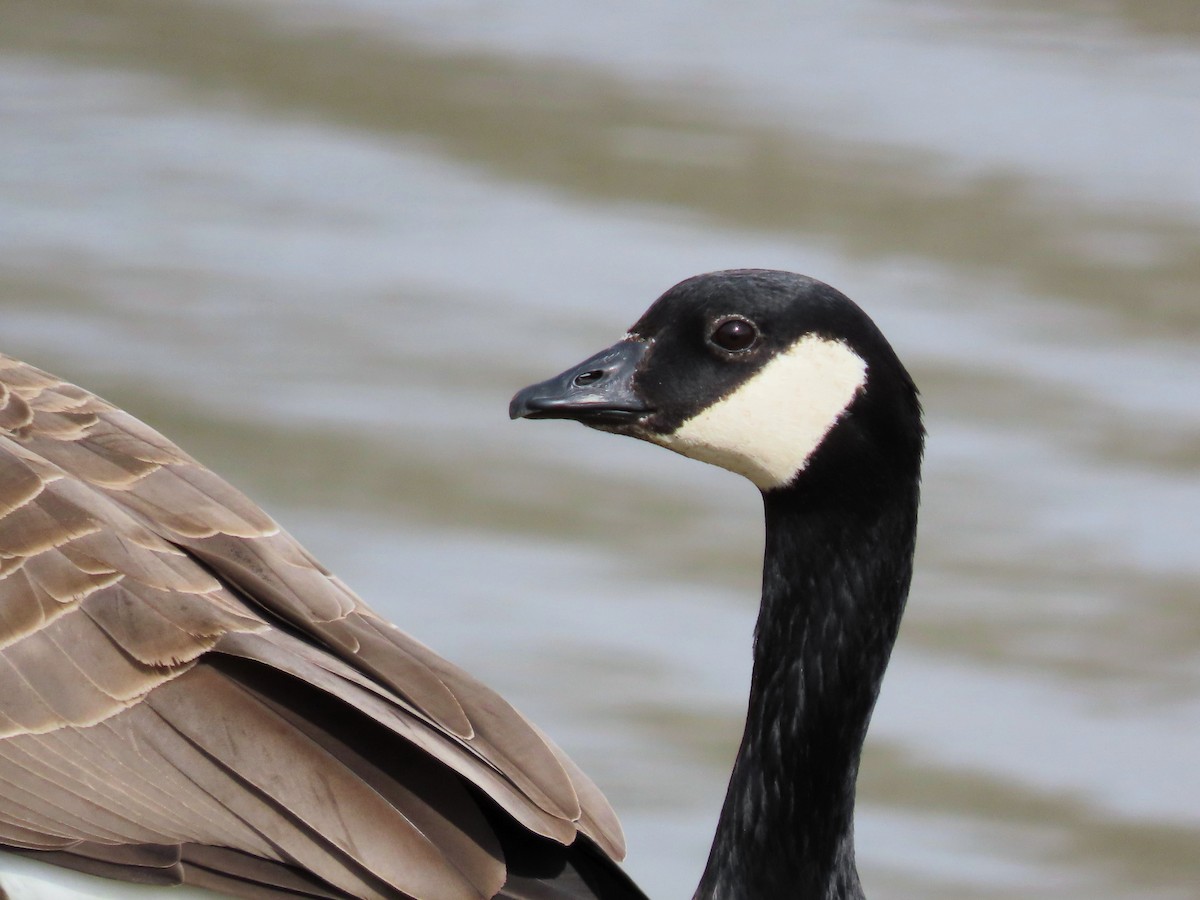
[694,441,920,900]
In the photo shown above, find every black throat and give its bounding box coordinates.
[694,433,921,900]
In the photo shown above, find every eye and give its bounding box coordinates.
[709,317,759,353]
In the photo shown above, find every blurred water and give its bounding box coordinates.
[2,1,1198,898]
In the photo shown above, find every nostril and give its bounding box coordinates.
[573,369,604,387]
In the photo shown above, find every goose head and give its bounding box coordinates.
[510,268,921,495]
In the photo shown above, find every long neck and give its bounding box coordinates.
[694,473,918,900]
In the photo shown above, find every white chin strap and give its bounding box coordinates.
[650,335,867,490]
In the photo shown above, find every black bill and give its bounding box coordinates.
[509,339,652,426]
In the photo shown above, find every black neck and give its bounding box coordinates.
[694,468,919,900]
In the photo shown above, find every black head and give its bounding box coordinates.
[511,269,922,495]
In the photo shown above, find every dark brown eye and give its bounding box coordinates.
[710,317,758,353]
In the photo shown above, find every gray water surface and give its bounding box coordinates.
[3,1,1199,897]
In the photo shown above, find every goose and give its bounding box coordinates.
[510,269,922,899]
[0,268,922,900]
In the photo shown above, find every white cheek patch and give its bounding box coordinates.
[651,335,867,490]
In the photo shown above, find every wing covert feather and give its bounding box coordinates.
[0,352,628,898]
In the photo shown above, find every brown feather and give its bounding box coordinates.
[0,351,629,898]
[2,847,186,887]
[182,844,344,898]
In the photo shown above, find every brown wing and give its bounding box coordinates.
[0,353,626,899]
